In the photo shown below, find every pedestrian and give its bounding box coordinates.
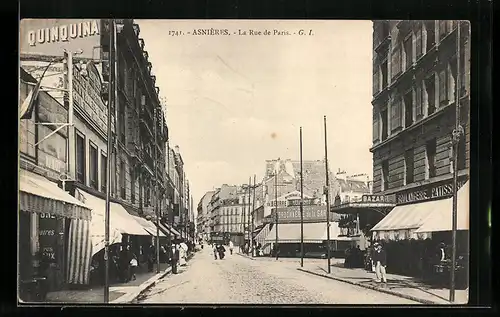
[372,242,388,284]
[217,244,226,259]
[170,243,179,274]
[229,240,234,255]
[213,243,218,260]
[129,252,138,281]
[147,244,155,273]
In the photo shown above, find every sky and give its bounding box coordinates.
[137,20,374,211]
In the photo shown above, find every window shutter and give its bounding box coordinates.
[391,48,400,79]
[373,69,380,95]
[416,28,423,58]
[415,84,423,118]
[395,99,402,128]
[439,69,447,104]
[372,112,379,142]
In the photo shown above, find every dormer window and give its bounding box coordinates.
[133,24,140,37]
[147,62,152,73]
[143,51,149,61]
[139,39,145,50]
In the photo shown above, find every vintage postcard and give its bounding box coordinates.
[18,19,470,305]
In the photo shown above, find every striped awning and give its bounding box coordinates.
[416,181,469,233]
[371,198,449,241]
[161,222,181,237]
[67,218,92,285]
[132,216,166,237]
[264,222,342,244]
[19,169,91,220]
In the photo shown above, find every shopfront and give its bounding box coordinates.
[370,176,469,282]
[19,169,92,300]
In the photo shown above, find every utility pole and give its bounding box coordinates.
[104,18,115,304]
[242,183,246,247]
[300,127,304,267]
[324,116,331,274]
[274,170,279,260]
[251,174,256,257]
[153,105,160,274]
[450,21,463,303]
[248,176,252,254]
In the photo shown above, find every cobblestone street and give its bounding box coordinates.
[137,248,419,304]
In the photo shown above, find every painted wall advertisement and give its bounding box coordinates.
[273,205,338,224]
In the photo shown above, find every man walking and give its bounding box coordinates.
[213,243,218,260]
[372,242,388,284]
[170,243,180,274]
[229,240,234,255]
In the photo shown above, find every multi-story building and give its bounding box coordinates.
[368,20,470,277]
[197,190,216,241]
[19,19,172,292]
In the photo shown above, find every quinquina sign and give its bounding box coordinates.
[395,176,468,205]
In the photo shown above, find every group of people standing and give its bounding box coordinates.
[213,243,227,260]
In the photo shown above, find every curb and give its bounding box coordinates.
[111,267,172,304]
[297,268,442,305]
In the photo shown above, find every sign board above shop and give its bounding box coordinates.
[395,176,468,205]
[272,205,337,224]
[361,194,396,203]
[20,19,102,60]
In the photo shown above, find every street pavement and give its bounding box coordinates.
[137,247,419,305]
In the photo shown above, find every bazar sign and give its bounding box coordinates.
[396,178,467,204]
[361,194,396,203]
[27,20,100,47]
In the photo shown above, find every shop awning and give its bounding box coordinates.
[332,201,396,216]
[264,222,342,244]
[75,189,151,255]
[132,216,167,237]
[19,169,91,220]
[160,222,181,237]
[416,181,469,233]
[370,199,449,241]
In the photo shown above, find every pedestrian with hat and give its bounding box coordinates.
[372,242,388,284]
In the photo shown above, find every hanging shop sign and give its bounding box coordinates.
[20,19,102,60]
[395,177,468,205]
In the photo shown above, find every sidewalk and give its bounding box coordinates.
[298,263,468,305]
[45,262,171,304]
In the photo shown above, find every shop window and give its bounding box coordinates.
[425,21,436,52]
[405,149,414,185]
[381,160,389,191]
[403,34,413,70]
[404,89,414,128]
[426,138,437,179]
[75,131,85,183]
[101,152,107,192]
[425,74,436,115]
[89,143,98,190]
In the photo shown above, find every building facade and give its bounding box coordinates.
[369,20,470,278]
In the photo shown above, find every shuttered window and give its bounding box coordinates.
[373,69,380,95]
[415,82,423,119]
[390,98,402,131]
[391,47,402,79]
[372,111,380,142]
[416,27,423,58]
[439,69,448,105]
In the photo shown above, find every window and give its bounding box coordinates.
[457,136,466,171]
[89,143,98,190]
[101,152,107,192]
[415,26,423,58]
[404,90,414,127]
[381,160,389,191]
[119,97,126,144]
[439,20,450,40]
[415,82,424,120]
[120,160,126,199]
[405,149,414,185]
[381,109,388,141]
[75,131,85,183]
[425,74,436,115]
[373,68,380,95]
[390,98,402,131]
[381,60,388,89]
[372,111,380,142]
[426,138,437,179]
[391,46,402,79]
[425,21,436,52]
[130,167,136,203]
[403,34,413,70]
[439,69,449,106]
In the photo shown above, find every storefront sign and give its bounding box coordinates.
[38,213,59,263]
[287,198,318,206]
[274,205,330,223]
[73,62,111,137]
[27,20,100,47]
[362,194,396,203]
[396,178,468,204]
